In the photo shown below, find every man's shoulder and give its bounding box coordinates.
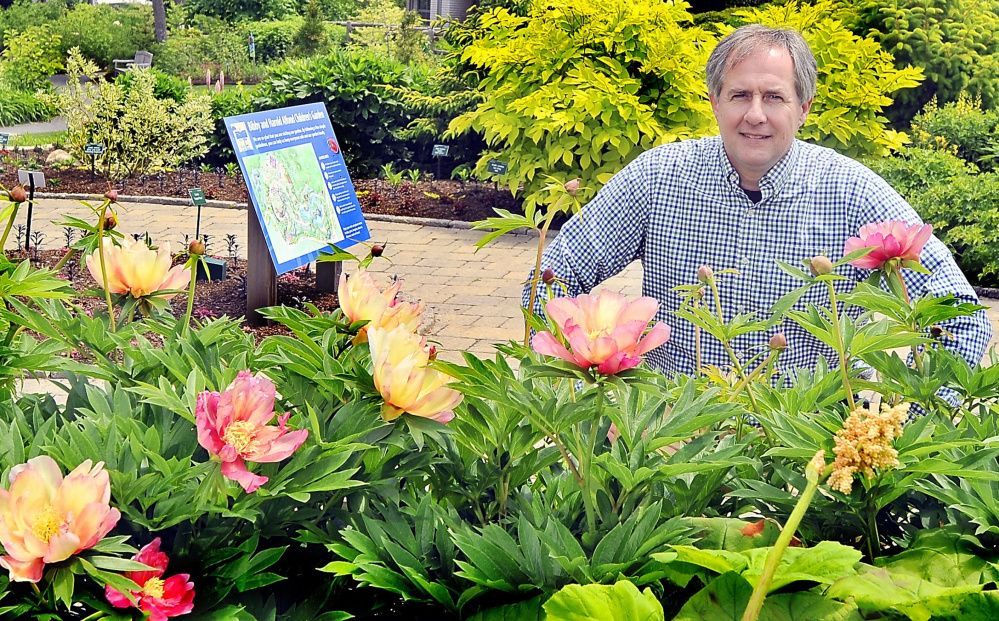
[636,135,723,172]
[795,139,876,177]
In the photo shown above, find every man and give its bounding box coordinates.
[525,24,993,377]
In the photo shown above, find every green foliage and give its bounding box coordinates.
[242,18,301,64]
[0,84,56,125]
[205,83,256,165]
[392,10,430,64]
[543,581,664,621]
[50,3,154,69]
[251,47,431,175]
[0,24,62,91]
[725,0,923,158]
[52,50,214,178]
[153,18,266,84]
[0,0,66,52]
[863,146,976,198]
[292,0,328,57]
[185,0,295,23]
[446,0,716,209]
[909,94,999,170]
[116,66,191,103]
[839,0,999,126]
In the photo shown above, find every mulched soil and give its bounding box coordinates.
[0,149,524,335]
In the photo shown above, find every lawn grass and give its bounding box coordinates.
[6,131,67,148]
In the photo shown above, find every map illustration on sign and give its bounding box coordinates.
[224,103,370,274]
[243,144,344,264]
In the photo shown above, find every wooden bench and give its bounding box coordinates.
[113,50,153,74]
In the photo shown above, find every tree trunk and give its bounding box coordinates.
[153,0,168,44]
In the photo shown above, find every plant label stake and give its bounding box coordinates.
[16,170,45,251]
[188,188,206,239]
[84,143,105,183]
[487,159,508,191]
[432,144,449,181]
[0,134,8,147]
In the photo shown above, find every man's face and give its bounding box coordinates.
[709,46,812,190]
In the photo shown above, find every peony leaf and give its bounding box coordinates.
[543,581,663,621]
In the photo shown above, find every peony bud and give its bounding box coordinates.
[564,178,580,196]
[930,325,943,339]
[370,243,384,257]
[809,255,833,276]
[189,239,206,256]
[103,213,118,230]
[697,265,714,283]
[541,268,556,284]
[769,332,787,351]
[104,189,119,202]
[7,186,27,203]
[428,345,437,361]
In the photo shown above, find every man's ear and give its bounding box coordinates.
[799,98,814,127]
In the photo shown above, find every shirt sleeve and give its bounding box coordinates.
[521,149,655,316]
[850,169,993,370]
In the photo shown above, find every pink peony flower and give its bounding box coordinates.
[0,456,120,582]
[106,538,195,621]
[196,371,309,493]
[844,220,933,270]
[532,290,671,375]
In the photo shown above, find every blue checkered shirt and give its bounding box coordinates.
[525,137,993,378]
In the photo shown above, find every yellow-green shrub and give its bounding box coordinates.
[51,49,214,178]
[446,0,716,209]
[723,0,923,158]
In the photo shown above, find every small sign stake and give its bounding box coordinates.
[188,188,206,239]
[84,143,105,183]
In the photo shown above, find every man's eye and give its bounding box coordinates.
[768,94,784,102]
[732,93,748,99]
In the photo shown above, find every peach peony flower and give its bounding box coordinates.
[367,326,462,423]
[196,371,309,493]
[338,269,424,343]
[532,290,671,375]
[844,220,933,270]
[106,538,195,621]
[0,456,120,583]
[86,237,190,300]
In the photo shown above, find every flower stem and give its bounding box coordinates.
[694,297,702,375]
[525,210,559,346]
[730,350,778,401]
[580,385,605,539]
[96,207,116,334]
[740,470,824,621]
[827,281,854,410]
[54,247,77,271]
[866,492,880,562]
[0,202,20,255]
[183,261,198,335]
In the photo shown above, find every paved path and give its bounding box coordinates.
[7,196,999,369]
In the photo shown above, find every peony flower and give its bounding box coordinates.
[86,237,190,300]
[367,326,462,423]
[196,371,309,493]
[0,456,120,583]
[531,290,671,375]
[106,538,195,621]
[338,269,424,343]
[844,220,933,270]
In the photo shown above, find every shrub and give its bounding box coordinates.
[205,84,255,165]
[0,84,57,125]
[909,94,999,170]
[292,0,327,57]
[252,47,430,176]
[184,0,294,23]
[724,0,923,159]
[0,0,67,52]
[839,0,999,126]
[0,24,62,91]
[116,66,191,103]
[52,49,214,178]
[241,18,299,64]
[863,146,975,198]
[446,0,716,209]
[51,3,154,69]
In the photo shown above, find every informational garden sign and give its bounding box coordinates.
[224,102,370,274]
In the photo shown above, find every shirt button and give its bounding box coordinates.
[737,305,746,313]
[741,257,750,265]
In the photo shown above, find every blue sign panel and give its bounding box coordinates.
[224,103,370,275]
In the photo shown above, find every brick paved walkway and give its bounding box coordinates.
[8,196,999,369]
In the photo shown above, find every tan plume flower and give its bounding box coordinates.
[828,403,909,494]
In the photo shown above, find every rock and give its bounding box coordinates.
[45,149,74,165]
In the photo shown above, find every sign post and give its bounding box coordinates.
[223,102,370,324]
[0,134,9,148]
[84,143,105,183]
[16,170,45,251]
[432,143,449,181]
[188,188,206,239]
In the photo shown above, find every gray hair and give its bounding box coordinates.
[705,24,817,103]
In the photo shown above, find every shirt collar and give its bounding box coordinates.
[716,138,801,202]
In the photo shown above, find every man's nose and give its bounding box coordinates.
[745,95,766,124]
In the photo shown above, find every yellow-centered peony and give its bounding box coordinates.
[338,269,424,343]
[86,237,190,300]
[368,325,462,423]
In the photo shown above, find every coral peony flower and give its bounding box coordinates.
[844,220,933,270]
[106,538,195,621]
[0,456,120,583]
[338,269,424,343]
[367,326,462,423]
[86,237,190,300]
[531,290,671,375]
[196,371,309,493]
